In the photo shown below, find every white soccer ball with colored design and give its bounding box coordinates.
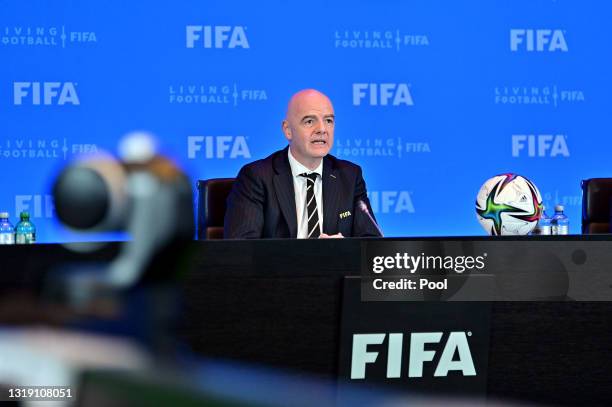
[475,173,543,235]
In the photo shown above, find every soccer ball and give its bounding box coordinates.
[476,173,543,236]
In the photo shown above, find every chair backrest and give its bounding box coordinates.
[197,178,235,239]
[581,178,612,234]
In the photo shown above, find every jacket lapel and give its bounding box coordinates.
[322,157,340,235]
[273,148,298,237]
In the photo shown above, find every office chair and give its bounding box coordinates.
[581,178,612,234]
[196,178,235,239]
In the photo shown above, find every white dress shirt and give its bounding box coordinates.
[288,148,324,238]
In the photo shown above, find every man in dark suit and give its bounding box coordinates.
[224,89,382,239]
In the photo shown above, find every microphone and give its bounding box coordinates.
[357,199,384,237]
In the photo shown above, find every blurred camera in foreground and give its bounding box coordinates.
[52,131,194,289]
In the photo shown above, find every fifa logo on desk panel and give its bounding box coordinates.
[510,29,568,52]
[353,83,414,106]
[13,82,79,105]
[512,135,569,158]
[351,332,476,379]
[186,26,249,49]
[187,136,251,159]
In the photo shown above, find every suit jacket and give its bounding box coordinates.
[224,147,382,238]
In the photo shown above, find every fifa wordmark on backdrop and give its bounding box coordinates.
[1,26,96,47]
[353,83,414,106]
[368,191,415,214]
[512,135,569,158]
[13,82,79,105]
[494,86,584,106]
[0,139,97,160]
[186,26,249,49]
[168,84,266,105]
[335,138,430,159]
[510,29,568,52]
[187,136,251,159]
[334,30,429,50]
[15,195,55,219]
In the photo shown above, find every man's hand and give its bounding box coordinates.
[319,233,344,239]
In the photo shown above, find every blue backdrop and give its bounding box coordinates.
[2,1,608,242]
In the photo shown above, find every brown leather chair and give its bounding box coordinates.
[581,178,612,234]
[197,178,235,239]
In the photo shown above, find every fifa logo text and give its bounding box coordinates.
[186,26,249,48]
[510,29,568,52]
[368,191,415,214]
[13,82,80,105]
[15,195,55,218]
[351,332,476,379]
[187,136,251,159]
[512,135,569,157]
[353,83,414,106]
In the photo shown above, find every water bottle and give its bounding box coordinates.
[0,212,15,244]
[551,204,569,235]
[14,211,36,244]
[533,206,552,235]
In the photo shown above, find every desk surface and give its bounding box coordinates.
[184,238,612,406]
[3,237,612,406]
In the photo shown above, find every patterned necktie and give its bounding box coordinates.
[300,173,320,238]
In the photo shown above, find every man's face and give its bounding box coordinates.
[282,90,335,169]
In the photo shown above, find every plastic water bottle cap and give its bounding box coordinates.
[0,212,8,218]
[555,204,564,212]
